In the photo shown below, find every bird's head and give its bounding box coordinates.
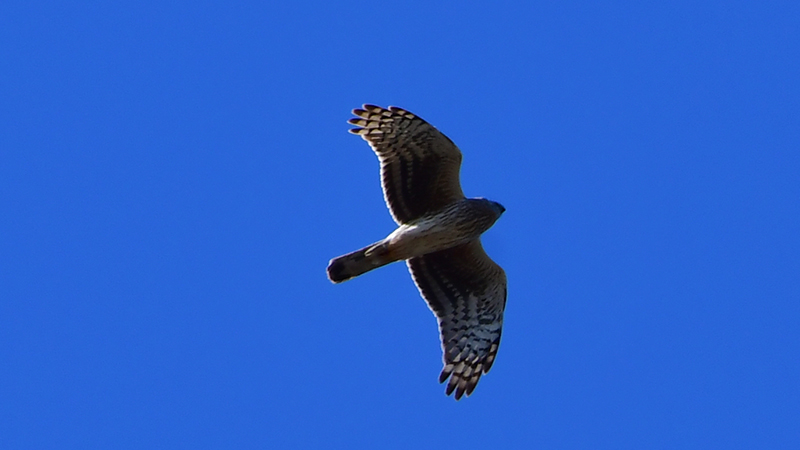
[489,201,506,215]
[475,198,506,218]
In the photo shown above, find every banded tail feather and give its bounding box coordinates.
[327,242,394,283]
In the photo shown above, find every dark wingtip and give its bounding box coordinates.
[439,367,451,384]
[439,362,487,400]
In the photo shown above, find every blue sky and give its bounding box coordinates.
[2,1,799,448]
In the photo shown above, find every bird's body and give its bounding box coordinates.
[327,105,507,400]
[328,198,504,283]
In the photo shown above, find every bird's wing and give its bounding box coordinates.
[407,240,506,400]
[349,105,465,224]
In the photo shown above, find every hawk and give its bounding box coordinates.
[327,105,507,400]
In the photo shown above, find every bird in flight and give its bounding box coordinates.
[327,105,507,400]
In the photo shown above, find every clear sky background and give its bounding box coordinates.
[2,1,799,448]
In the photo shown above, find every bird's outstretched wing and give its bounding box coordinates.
[407,240,507,400]
[349,105,465,224]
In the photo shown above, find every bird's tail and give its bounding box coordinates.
[327,241,394,283]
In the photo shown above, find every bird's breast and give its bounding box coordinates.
[384,201,498,260]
